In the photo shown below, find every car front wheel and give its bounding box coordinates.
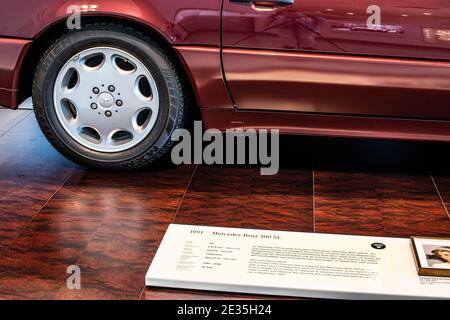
[33,24,186,170]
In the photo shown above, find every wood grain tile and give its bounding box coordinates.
[0,113,76,254]
[142,163,313,300]
[173,166,314,232]
[427,143,450,217]
[432,176,450,218]
[314,171,450,238]
[0,111,194,299]
[1,121,449,301]
[0,166,195,300]
[0,109,32,136]
[142,287,293,300]
[312,138,450,238]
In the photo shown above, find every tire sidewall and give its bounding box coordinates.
[34,28,182,168]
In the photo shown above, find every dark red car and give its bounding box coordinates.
[1,1,449,169]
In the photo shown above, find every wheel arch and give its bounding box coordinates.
[17,15,200,117]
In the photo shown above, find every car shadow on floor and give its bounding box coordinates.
[278,134,450,176]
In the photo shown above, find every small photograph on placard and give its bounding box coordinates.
[411,237,450,277]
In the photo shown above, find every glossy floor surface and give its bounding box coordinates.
[0,106,450,299]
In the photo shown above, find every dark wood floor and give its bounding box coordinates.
[0,107,449,300]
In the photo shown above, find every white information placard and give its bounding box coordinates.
[146,224,450,299]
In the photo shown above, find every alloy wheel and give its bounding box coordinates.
[53,47,160,153]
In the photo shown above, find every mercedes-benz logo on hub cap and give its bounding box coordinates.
[97,92,115,108]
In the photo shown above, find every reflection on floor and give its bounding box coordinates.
[0,108,449,299]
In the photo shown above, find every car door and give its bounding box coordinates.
[221,0,450,120]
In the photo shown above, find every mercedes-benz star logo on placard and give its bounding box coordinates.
[371,243,386,250]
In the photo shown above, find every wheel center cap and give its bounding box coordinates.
[97,92,115,108]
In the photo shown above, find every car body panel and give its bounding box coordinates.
[0,0,222,108]
[174,46,233,109]
[222,0,450,118]
[0,0,222,45]
[1,0,450,142]
[222,48,450,120]
[0,38,31,108]
[222,0,450,60]
[201,107,450,142]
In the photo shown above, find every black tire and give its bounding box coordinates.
[33,24,186,171]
